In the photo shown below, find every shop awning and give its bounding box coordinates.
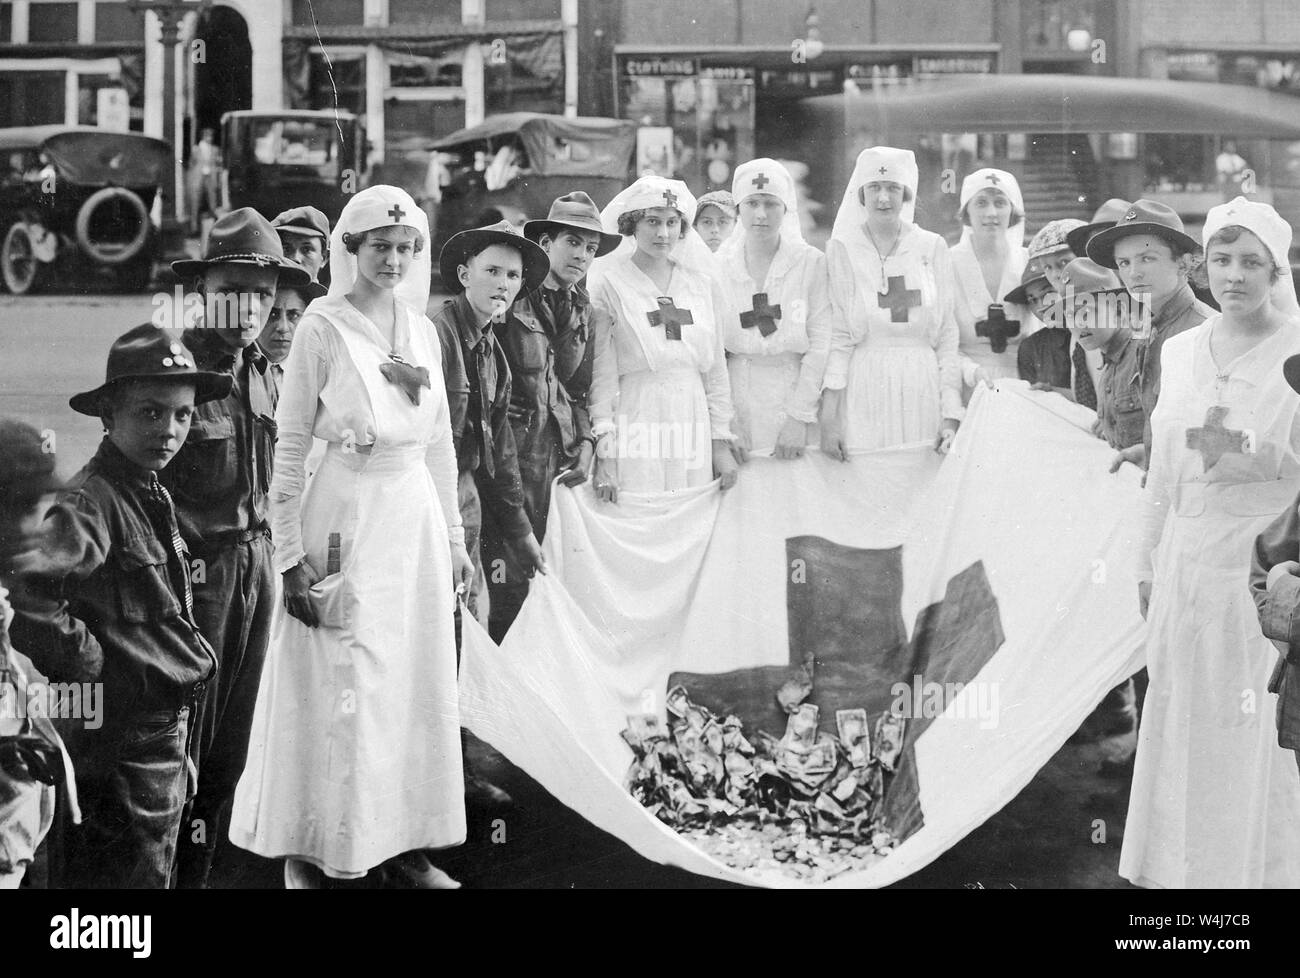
[805,74,1300,138]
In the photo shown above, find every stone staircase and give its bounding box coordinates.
[1011,133,1103,239]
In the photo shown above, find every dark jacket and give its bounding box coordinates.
[160,331,277,551]
[497,282,607,462]
[432,293,532,540]
[1096,330,1145,451]
[8,439,216,712]
[1249,494,1300,752]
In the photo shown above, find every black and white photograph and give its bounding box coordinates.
[0,0,1294,956]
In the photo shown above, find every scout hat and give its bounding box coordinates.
[69,323,233,417]
[1085,199,1201,269]
[0,419,63,507]
[276,263,327,302]
[524,191,621,258]
[439,219,550,294]
[1060,257,1123,295]
[1065,198,1132,259]
[1027,219,1086,261]
[172,208,311,284]
[1003,261,1051,306]
[271,205,330,242]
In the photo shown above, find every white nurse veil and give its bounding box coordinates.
[957,167,1026,251]
[589,174,722,290]
[724,158,805,252]
[831,146,919,246]
[1204,196,1300,318]
[328,185,432,314]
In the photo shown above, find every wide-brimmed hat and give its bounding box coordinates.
[1060,257,1123,295]
[271,205,330,241]
[1085,199,1201,269]
[276,264,328,302]
[1004,261,1051,306]
[69,323,233,417]
[0,419,63,505]
[172,208,311,284]
[439,220,550,293]
[524,192,621,257]
[1065,198,1132,258]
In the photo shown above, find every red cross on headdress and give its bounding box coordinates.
[388,204,406,223]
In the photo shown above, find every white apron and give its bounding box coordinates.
[231,301,465,878]
[1122,318,1300,888]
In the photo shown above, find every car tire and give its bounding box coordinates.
[75,187,151,267]
[1,223,46,295]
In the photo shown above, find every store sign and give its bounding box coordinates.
[97,88,130,132]
[914,55,994,75]
[846,61,910,80]
[624,57,697,77]
[760,68,839,91]
[700,66,754,81]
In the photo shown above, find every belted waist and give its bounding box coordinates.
[323,441,426,474]
[1170,478,1300,518]
[193,522,269,551]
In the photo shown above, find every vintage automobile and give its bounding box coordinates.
[428,112,636,268]
[0,125,170,294]
[220,109,368,224]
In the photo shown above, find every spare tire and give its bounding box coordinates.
[75,187,151,267]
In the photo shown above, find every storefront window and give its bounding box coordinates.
[487,0,563,19]
[389,53,463,89]
[308,52,365,116]
[620,65,755,196]
[0,72,66,127]
[27,2,79,44]
[484,34,565,115]
[96,3,143,43]
[0,3,12,43]
[291,0,364,28]
[1022,0,1098,54]
[388,0,462,24]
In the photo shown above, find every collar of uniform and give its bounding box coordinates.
[183,329,238,372]
[1100,328,1134,365]
[1151,283,1196,334]
[451,292,495,353]
[89,435,155,490]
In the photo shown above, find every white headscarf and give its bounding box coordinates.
[1203,195,1300,318]
[592,173,719,275]
[958,167,1026,250]
[728,157,804,246]
[328,185,432,313]
[831,146,918,245]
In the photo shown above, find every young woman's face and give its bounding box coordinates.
[355,225,418,291]
[738,194,786,240]
[966,189,1013,234]
[634,207,683,258]
[1207,230,1276,315]
[861,180,905,222]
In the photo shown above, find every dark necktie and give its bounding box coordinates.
[244,345,268,375]
[545,287,572,328]
[1072,341,1097,410]
[148,473,193,616]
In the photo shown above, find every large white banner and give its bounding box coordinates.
[460,383,1147,887]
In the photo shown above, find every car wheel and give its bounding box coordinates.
[75,187,151,266]
[1,223,46,295]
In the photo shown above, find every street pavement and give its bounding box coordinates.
[0,289,1137,888]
